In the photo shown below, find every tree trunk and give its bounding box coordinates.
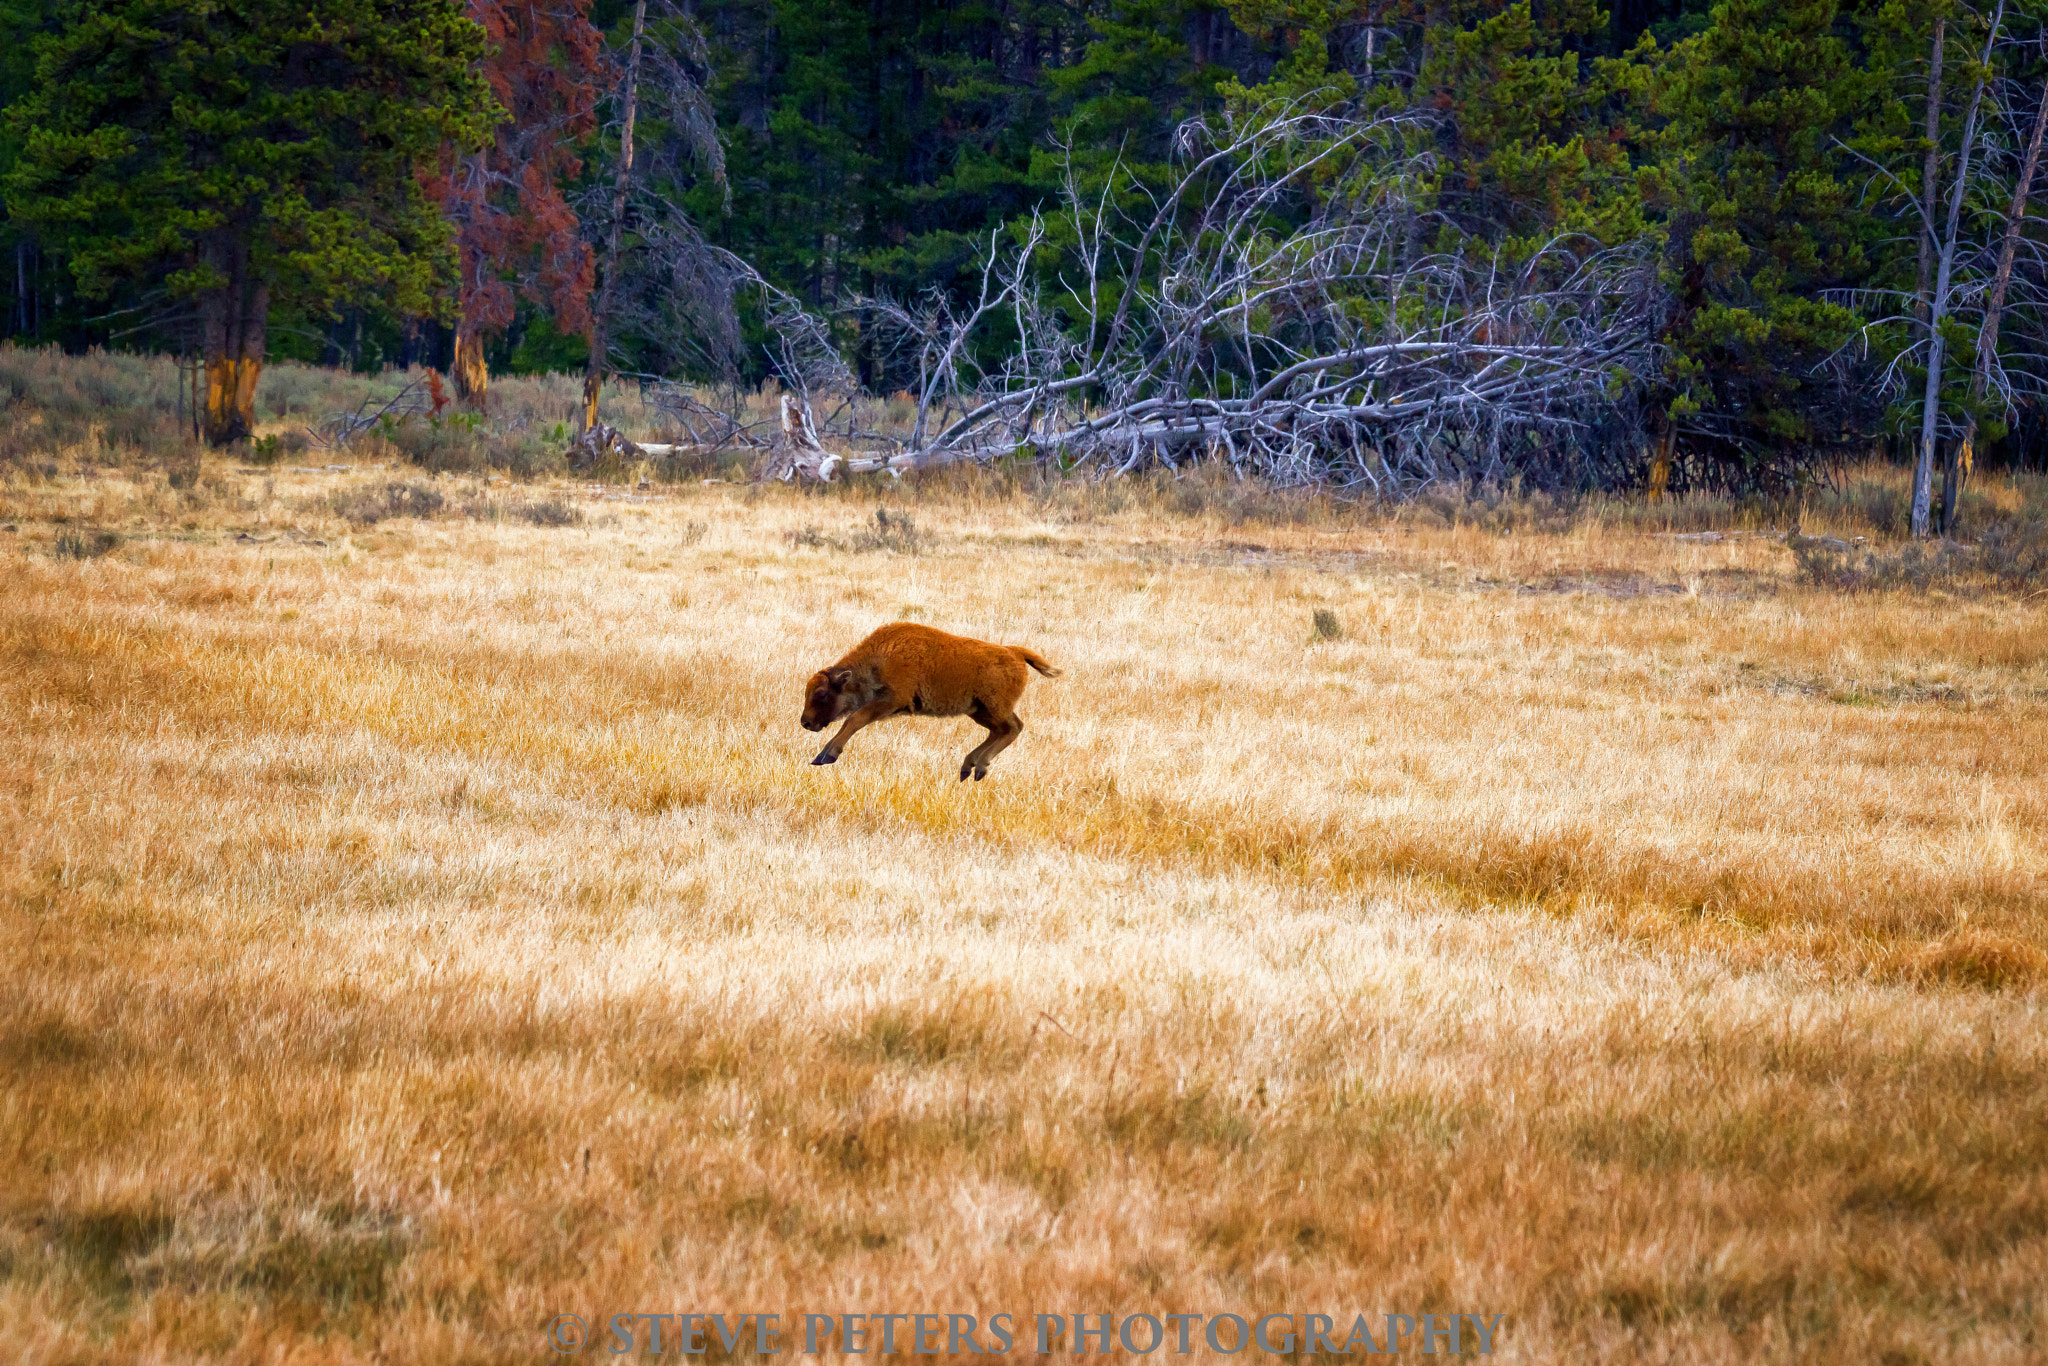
[768,392,839,481]
[1912,12,2000,537]
[1910,19,1948,536]
[1915,20,1946,340]
[200,235,269,446]
[451,318,489,409]
[1937,437,1967,535]
[1946,70,2048,534]
[1647,420,1674,503]
[581,0,648,434]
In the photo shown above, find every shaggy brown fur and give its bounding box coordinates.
[801,622,1062,780]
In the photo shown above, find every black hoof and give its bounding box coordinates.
[973,769,987,781]
[812,752,837,766]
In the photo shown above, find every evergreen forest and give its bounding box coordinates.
[4,0,2048,531]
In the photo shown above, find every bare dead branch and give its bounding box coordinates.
[785,98,1663,497]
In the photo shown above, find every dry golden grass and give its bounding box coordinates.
[3,450,2046,1364]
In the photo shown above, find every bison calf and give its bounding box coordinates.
[800,622,1061,780]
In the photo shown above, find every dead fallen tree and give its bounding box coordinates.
[792,99,1664,495]
[582,98,1662,493]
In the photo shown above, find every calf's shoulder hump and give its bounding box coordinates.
[858,621,942,651]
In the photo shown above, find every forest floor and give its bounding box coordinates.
[2,374,2046,1362]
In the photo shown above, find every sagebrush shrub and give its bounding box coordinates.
[323,481,446,526]
[55,529,120,559]
[512,497,583,528]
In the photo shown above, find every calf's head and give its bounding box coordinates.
[800,669,856,731]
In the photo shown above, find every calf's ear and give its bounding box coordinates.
[827,668,853,689]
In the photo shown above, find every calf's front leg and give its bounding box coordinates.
[813,695,896,765]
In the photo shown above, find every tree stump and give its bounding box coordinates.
[762,393,842,482]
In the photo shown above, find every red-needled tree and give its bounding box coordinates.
[434,0,608,406]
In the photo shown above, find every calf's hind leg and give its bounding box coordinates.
[960,701,1023,782]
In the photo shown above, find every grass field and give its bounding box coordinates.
[3,362,2046,1362]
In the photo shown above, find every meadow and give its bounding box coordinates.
[2,348,2045,1363]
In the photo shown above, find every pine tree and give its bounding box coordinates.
[5,0,494,442]
[1421,0,1653,252]
[1640,0,1876,488]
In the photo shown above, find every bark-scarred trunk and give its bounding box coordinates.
[1647,420,1675,503]
[451,320,488,408]
[200,234,269,446]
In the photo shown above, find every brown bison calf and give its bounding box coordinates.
[801,622,1061,780]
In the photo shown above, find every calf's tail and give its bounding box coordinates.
[1009,646,1062,678]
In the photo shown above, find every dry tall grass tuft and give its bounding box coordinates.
[2,418,2046,1362]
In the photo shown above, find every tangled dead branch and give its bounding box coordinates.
[643,383,772,449]
[830,99,1664,496]
[316,378,432,449]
